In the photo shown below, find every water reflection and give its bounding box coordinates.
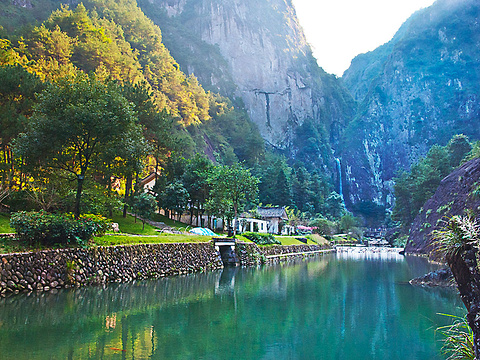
[0,252,463,360]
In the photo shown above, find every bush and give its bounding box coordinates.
[10,211,110,246]
[309,216,336,235]
[242,232,281,245]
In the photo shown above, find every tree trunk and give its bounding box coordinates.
[196,201,200,227]
[123,175,132,218]
[233,204,238,237]
[75,175,84,219]
[447,246,480,359]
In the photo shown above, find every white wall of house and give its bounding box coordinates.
[282,225,294,235]
[143,179,156,193]
[235,218,269,233]
[267,218,282,234]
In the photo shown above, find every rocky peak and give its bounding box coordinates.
[340,0,480,217]
[140,0,354,160]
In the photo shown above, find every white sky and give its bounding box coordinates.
[292,0,437,76]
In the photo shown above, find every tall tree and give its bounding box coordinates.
[209,163,259,236]
[132,192,157,230]
[15,73,143,217]
[0,65,44,188]
[183,154,214,225]
[156,180,189,221]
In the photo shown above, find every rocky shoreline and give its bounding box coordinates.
[409,268,456,288]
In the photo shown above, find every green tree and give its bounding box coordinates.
[323,192,346,220]
[182,154,214,225]
[447,134,472,167]
[309,216,336,236]
[339,213,362,239]
[291,165,313,213]
[156,180,189,221]
[393,136,472,229]
[209,163,259,236]
[132,192,157,230]
[0,65,45,187]
[15,73,142,217]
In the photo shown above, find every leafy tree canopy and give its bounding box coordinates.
[15,73,145,217]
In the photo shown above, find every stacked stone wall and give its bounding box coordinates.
[0,241,331,295]
[0,243,223,294]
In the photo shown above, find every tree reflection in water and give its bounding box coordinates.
[0,253,464,360]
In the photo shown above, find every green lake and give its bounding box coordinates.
[0,249,464,359]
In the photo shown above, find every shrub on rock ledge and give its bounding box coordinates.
[10,211,109,246]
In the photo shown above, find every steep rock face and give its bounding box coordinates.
[340,0,480,213]
[405,157,480,255]
[139,0,355,162]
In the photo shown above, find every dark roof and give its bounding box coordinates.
[257,207,288,220]
[140,172,159,185]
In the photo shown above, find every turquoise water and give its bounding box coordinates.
[0,250,463,359]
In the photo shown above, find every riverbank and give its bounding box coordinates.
[0,241,331,295]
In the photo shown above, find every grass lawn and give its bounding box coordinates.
[274,236,319,246]
[150,212,190,229]
[0,237,24,254]
[235,234,328,246]
[110,212,159,235]
[0,213,12,233]
[94,233,213,246]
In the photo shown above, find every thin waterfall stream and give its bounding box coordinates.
[335,157,346,207]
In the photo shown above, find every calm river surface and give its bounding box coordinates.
[0,249,464,359]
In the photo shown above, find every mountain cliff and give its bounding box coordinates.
[405,157,480,255]
[136,0,356,168]
[340,0,480,216]
[3,0,480,224]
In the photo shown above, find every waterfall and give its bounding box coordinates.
[335,157,345,206]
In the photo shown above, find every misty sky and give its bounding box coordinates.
[292,0,436,76]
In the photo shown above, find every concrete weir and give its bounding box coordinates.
[213,238,239,266]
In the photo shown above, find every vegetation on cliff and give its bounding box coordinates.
[393,134,472,230]
[340,0,480,216]
[433,215,480,359]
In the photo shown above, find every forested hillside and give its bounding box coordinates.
[0,0,346,224]
[3,0,480,228]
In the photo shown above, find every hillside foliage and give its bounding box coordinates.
[0,0,346,227]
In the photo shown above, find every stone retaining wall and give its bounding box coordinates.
[236,243,330,266]
[259,244,328,257]
[0,242,331,295]
[235,242,264,266]
[0,243,223,294]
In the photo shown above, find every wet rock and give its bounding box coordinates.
[409,268,456,287]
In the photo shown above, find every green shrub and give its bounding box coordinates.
[10,211,110,246]
[241,232,280,245]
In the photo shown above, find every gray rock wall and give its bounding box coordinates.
[0,243,223,294]
[0,242,331,295]
[260,244,328,257]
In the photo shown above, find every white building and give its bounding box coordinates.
[234,218,269,233]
